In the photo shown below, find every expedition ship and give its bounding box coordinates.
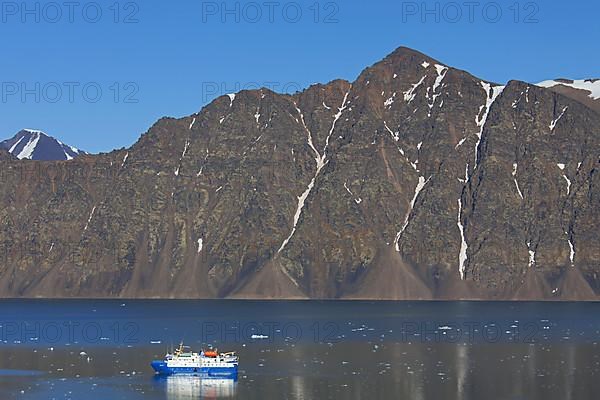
[151,343,239,378]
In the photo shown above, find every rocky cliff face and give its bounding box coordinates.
[0,149,15,161]
[1,47,599,300]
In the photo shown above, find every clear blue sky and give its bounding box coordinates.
[1,0,598,153]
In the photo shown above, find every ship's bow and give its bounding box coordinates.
[151,361,171,375]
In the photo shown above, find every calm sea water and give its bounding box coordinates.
[0,300,599,399]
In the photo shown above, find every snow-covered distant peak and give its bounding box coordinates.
[23,128,45,134]
[537,79,600,100]
[0,129,87,161]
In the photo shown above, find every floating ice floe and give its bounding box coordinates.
[251,335,269,340]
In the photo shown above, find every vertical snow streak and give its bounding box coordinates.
[197,149,209,176]
[181,140,190,159]
[567,232,575,266]
[383,121,399,142]
[84,206,96,231]
[550,106,568,131]
[121,152,129,168]
[293,102,321,166]
[278,176,317,253]
[175,116,198,176]
[427,64,448,116]
[457,164,470,279]
[557,163,571,195]
[395,176,429,251]
[16,132,41,159]
[175,140,191,176]
[513,163,524,199]
[474,83,505,167]
[8,136,25,154]
[456,83,504,279]
[562,175,571,195]
[278,89,352,254]
[527,241,535,267]
[324,91,350,159]
[457,198,468,280]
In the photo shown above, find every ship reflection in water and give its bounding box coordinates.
[157,376,238,399]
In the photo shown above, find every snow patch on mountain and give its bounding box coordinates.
[404,76,426,103]
[537,79,600,100]
[527,241,535,267]
[227,93,236,106]
[17,133,41,159]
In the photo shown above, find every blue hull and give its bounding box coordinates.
[151,361,238,378]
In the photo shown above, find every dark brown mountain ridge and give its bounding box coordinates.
[1,46,600,300]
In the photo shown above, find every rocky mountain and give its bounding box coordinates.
[0,129,87,161]
[0,149,15,161]
[1,47,599,300]
[537,79,600,113]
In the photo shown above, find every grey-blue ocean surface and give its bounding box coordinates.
[0,300,599,399]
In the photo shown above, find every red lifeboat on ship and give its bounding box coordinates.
[203,349,218,358]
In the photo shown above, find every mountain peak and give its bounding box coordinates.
[22,128,47,135]
[384,46,442,65]
[0,129,87,161]
[389,46,432,56]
